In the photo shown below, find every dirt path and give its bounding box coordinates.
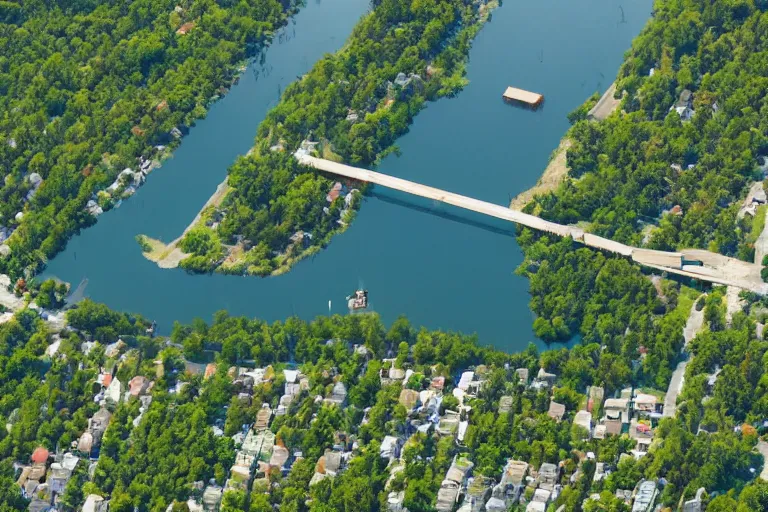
[510,138,571,210]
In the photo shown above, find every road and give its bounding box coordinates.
[663,294,706,418]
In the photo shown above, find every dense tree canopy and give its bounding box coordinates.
[0,0,293,279]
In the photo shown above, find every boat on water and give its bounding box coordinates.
[347,289,368,311]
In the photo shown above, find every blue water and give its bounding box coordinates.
[45,0,652,352]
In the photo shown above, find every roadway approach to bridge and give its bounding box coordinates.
[297,154,768,294]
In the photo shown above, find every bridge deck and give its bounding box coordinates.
[298,155,767,294]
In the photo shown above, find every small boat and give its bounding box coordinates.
[347,289,368,311]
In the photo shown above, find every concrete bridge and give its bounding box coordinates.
[298,154,767,294]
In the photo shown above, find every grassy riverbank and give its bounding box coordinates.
[161,0,500,276]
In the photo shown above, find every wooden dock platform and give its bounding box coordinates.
[502,86,543,108]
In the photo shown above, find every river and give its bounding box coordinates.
[45,0,652,352]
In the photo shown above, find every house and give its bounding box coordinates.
[573,410,592,436]
[537,462,559,491]
[78,407,112,455]
[633,393,658,414]
[682,487,706,512]
[632,480,658,511]
[672,89,695,121]
[437,410,461,436]
[516,368,529,385]
[310,449,345,485]
[202,486,224,511]
[325,381,348,406]
[437,456,474,512]
[430,376,446,392]
[129,376,151,397]
[459,475,493,512]
[604,398,630,424]
[485,497,507,512]
[588,386,604,412]
[48,452,79,493]
[593,462,608,482]
[255,405,272,430]
[493,459,528,503]
[83,495,109,512]
[547,401,566,422]
[630,419,653,452]
[269,445,291,471]
[380,436,402,462]
[457,371,475,392]
[387,491,406,512]
[399,388,420,411]
[104,377,122,405]
[176,22,195,35]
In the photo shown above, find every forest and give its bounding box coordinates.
[525,0,768,261]
[174,0,496,274]
[0,0,293,280]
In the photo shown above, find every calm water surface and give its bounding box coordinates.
[46,0,652,352]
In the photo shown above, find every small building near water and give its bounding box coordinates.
[502,86,543,108]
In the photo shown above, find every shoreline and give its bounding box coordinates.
[509,137,572,211]
[139,180,231,268]
[509,82,620,211]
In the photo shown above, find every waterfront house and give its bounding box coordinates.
[516,368,529,385]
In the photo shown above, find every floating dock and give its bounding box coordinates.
[502,86,543,108]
